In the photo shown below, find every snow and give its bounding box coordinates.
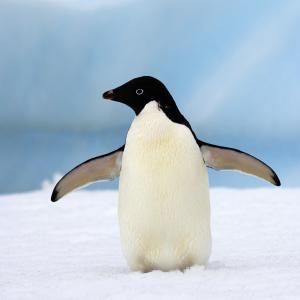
[0,187,299,299]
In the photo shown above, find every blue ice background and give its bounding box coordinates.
[0,0,299,194]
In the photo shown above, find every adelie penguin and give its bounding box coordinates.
[51,76,280,272]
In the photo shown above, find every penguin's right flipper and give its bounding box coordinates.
[199,143,281,186]
[51,146,124,202]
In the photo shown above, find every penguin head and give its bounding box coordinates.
[103,76,175,115]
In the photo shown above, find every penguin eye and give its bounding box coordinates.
[136,89,144,96]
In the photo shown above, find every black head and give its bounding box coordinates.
[102,76,176,115]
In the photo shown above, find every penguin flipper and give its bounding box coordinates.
[199,143,281,186]
[51,146,124,202]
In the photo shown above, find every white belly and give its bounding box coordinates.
[119,102,211,272]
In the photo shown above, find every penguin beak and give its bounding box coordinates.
[102,89,115,100]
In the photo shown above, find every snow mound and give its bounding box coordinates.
[0,188,299,299]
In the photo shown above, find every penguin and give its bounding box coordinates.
[51,76,280,272]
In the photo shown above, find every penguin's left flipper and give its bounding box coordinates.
[200,143,281,186]
[51,146,124,202]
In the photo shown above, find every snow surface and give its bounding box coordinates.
[0,187,299,299]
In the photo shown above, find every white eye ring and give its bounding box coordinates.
[136,88,144,95]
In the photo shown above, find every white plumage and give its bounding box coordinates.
[119,101,211,272]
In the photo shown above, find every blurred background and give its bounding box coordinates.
[0,0,299,194]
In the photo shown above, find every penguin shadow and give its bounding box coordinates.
[95,261,253,276]
[206,260,260,271]
[94,263,224,277]
[206,261,226,270]
[97,262,227,275]
[97,265,130,277]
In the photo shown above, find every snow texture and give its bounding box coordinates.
[0,187,299,299]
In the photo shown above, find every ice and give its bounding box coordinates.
[0,187,299,299]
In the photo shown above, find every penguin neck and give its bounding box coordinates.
[143,99,196,140]
[130,101,196,141]
[136,98,190,127]
[128,101,172,144]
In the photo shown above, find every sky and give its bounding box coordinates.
[0,0,299,192]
